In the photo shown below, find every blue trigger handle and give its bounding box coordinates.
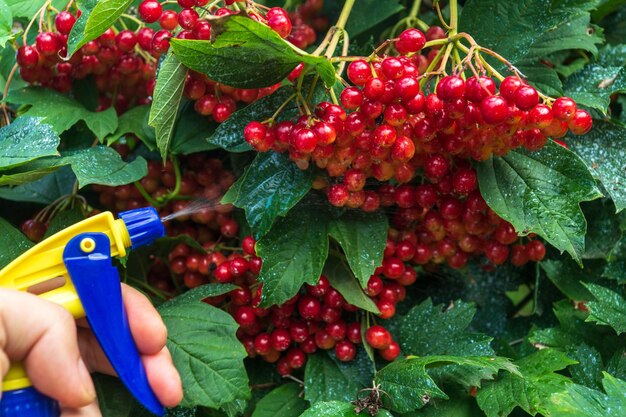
[63,232,165,416]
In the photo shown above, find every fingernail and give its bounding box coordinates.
[77,358,96,401]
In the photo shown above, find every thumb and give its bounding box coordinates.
[0,289,96,408]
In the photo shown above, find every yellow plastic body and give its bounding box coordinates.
[0,212,132,392]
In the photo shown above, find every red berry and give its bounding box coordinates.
[437,75,466,101]
[514,86,539,110]
[139,0,163,23]
[365,325,391,349]
[55,11,76,35]
[568,109,593,135]
[234,306,258,328]
[480,96,509,125]
[298,295,321,320]
[452,167,477,194]
[465,76,496,103]
[335,340,357,362]
[36,32,61,56]
[527,240,546,262]
[270,329,291,351]
[347,60,371,85]
[328,184,350,207]
[552,97,577,121]
[116,30,138,52]
[499,76,523,101]
[16,46,40,69]
[395,28,426,54]
[379,341,400,361]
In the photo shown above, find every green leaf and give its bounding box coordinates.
[149,53,188,160]
[255,197,329,307]
[299,401,393,417]
[304,349,374,404]
[0,167,75,204]
[59,147,147,188]
[547,373,626,417]
[251,383,308,417]
[159,283,238,310]
[106,105,155,146]
[222,152,313,238]
[529,300,624,358]
[563,45,626,113]
[583,199,623,259]
[159,302,250,409]
[583,283,626,334]
[0,216,33,269]
[399,299,494,357]
[567,343,604,390]
[476,349,577,417]
[8,87,118,139]
[3,146,147,188]
[568,120,626,213]
[0,0,14,47]
[67,0,134,57]
[476,140,602,264]
[169,104,219,155]
[5,0,67,19]
[459,0,603,93]
[0,117,60,170]
[376,355,518,413]
[327,210,387,287]
[170,16,335,88]
[539,257,605,300]
[401,394,485,417]
[323,257,379,314]
[345,0,404,37]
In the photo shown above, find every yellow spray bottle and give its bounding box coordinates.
[0,207,166,417]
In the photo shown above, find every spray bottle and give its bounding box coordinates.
[0,207,167,416]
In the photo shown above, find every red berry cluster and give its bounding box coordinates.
[16,12,154,112]
[135,0,319,122]
[145,234,404,373]
[244,28,592,208]
[285,0,327,49]
[94,154,239,242]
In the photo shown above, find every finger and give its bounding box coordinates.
[77,327,114,375]
[0,289,96,408]
[143,347,183,407]
[121,284,167,355]
[61,402,102,417]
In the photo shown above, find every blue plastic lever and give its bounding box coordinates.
[64,232,165,416]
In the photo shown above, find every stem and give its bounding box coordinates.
[269,93,297,122]
[170,156,182,198]
[449,0,458,34]
[408,0,422,19]
[1,63,18,125]
[324,0,356,58]
[134,181,162,206]
[23,0,51,44]
[120,13,145,27]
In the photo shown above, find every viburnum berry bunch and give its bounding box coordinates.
[13,0,322,120]
[147,236,404,373]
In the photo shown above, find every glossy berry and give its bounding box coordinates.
[139,0,163,23]
[16,46,40,68]
[395,28,426,54]
[552,97,577,121]
[365,325,391,349]
[379,341,400,361]
[480,96,509,125]
[55,11,76,35]
[335,340,357,362]
[568,109,593,135]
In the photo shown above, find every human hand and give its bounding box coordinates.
[0,285,183,416]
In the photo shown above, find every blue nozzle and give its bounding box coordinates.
[118,207,165,249]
